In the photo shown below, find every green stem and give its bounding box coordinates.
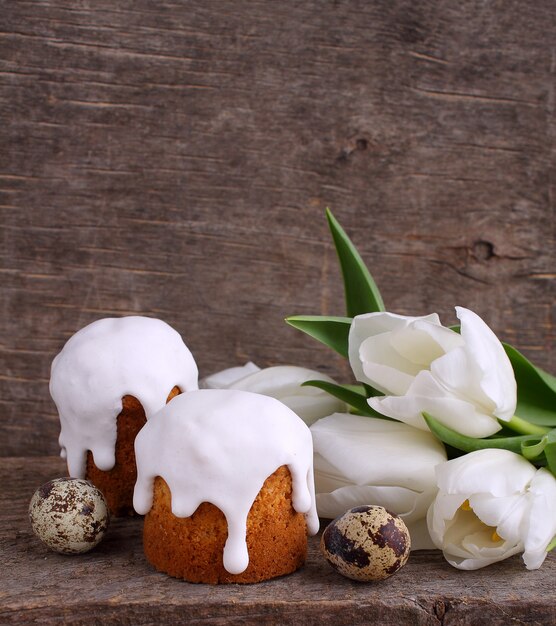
[547,536,556,552]
[504,415,550,436]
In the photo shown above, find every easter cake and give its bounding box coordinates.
[133,389,319,584]
[50,316,198,516]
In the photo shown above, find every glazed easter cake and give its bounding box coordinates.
[50,316,198,516]
[133,389,319,584]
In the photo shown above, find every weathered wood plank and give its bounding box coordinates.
[0,0,554,455]
[2,456,555,625]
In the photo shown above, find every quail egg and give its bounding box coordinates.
[29,477,109,554]
[321,505,410,581]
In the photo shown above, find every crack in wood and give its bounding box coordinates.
[408,50,451,65]
[411,86,542,107]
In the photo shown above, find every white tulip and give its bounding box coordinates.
[310,412,447,549]
[201,363,346,425]
[349,307,517,438]
[427,449,556,570]
[201,362,261,389]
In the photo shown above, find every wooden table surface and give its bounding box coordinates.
[2,457,554,625]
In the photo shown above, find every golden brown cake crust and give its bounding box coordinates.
[143,465,308,583]
[86,386,181,517]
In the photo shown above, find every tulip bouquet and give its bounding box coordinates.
[282,209,556,570]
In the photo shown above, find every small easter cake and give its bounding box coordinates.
[50,316,198,516]
[133,389,319,584]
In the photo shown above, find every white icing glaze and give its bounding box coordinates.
[133,389,319,575]
[50,316,199,478]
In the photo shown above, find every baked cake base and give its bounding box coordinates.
[86,386,181,516]
[143,465,308,583]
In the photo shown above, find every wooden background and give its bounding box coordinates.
[1,0,555,457]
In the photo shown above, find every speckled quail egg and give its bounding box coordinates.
[321,505,410,581]
[29,478,109,554]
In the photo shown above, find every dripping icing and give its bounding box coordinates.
[50,316,199,478]
[133,389,319,575]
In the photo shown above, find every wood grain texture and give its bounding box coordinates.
[0,0,554,455]
[2,456,555,625]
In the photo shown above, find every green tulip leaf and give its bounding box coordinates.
[503,343,556,427]
[520,437,548,461]
[423,412,538,454]
[521,429,556,472]
[362,382,383,397]
[544,442,556,478]
[343,383,368,394]
[504,414,550,436]
[285,315,352,358]
[537,368,556,394]
[543,430,556,477]
[302,380,392,419]
[326,208,385,316]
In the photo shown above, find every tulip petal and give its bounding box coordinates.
[459,536,523,568]
[388,326,445,370]
[277,393,346,426]
[443,518,523,569]
[316,484,419,520]
[410,319,464,355]
[522,468,556,569]
[311,414,446,554]
[428,493,469,538]
[348,312,440,384]
[228,365,332,396]
[431,346,495,416]
[360,359,416,395]
[468,493,526,545]
[408,517,438,551]
[314,462,440,526]
[427,449,551,570]
[443,547,523,570]
[202,364,347,423]
[315,484,436,550]
[349,307,517,447]
[435,449,537,497]
[312,453,357,492]
[201,362,260,388]
[455,307,517,421]
[369,370,502,438]
[311,413,446,491]
[444,508,493,553]
[359,321,460,395]
[437,505,523,569]
[233,365,348,422]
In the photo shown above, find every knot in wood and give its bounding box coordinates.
[472,240,494,261]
